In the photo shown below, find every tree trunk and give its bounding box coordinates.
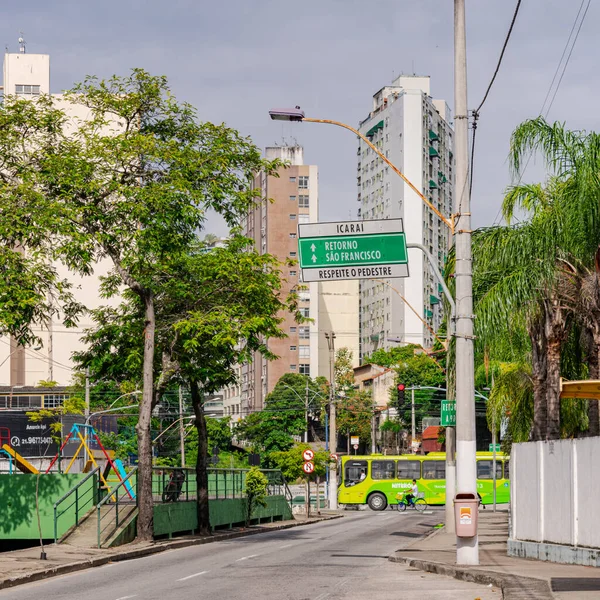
[588,332,600,436]
[191,381,211,536]
[136,293,155,542]
[546,339,562,440]
[529,314,548,441]
[542,292,570,441]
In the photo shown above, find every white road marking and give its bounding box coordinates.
[236,554,259,561]
[279,544,293,548]
[116,596,138,600]
[177,571,208,581]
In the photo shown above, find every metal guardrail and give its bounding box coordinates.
[53,467,100,543]
[96,466,138,548]
[151,467,292,503]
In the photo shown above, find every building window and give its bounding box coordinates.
[298,176,309,189]
[299,346,310,358]
[299,326,310,339]
[289,233,297,238]
[289,177,296,183]
[289,214,297,220]
[289,195,297,202]
[44,394,66,409]
[290,364,297,371]
[290,345,297,351]
[15,84,41,96]
[290,327,297,333]
[290,270,297,276]
[300,307,309,318]
[299,364,310,375]
[298,195,309,208]
[298,290,310,301]
[290,251,297,257]
[298,214,309,224]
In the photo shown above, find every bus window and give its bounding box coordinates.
[344,460,368,486]
[397,461,421,480]
[371,460,395,480]
[503,460,510,480]
[422,460,445,479]
[476,460,503,480]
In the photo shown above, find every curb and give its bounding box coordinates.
[0,514,343,592]
[389,554,553,600]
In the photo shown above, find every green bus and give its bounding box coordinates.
[337,452,510,510]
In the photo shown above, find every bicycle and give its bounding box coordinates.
[395,491,427,512]
[162,469,186,502]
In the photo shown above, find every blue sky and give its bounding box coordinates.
[2,0,597,235]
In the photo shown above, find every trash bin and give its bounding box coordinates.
[454,492,478,538]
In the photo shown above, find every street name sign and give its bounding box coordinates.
[298,219,408,282]
[441,400,456,426]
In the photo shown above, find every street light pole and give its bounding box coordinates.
[325,331,337,509]
[454,0,478,565]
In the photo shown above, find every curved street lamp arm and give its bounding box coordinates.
[303,117,454,232]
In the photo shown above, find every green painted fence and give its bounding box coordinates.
[0,473,94,540]
[153,496,293,538]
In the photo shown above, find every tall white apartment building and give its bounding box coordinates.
[223,145,359,418]
[0,50,121,388]
[357,75,453,359]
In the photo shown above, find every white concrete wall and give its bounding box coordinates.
[3,53,50,96]
[401,91,425,346]
[317,281,360,379]
[512,438,600,549]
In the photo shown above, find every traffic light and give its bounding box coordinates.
[396,383,406,409]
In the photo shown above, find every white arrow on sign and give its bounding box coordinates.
[302,449,314,461]
[311,254,317,263]
[310,243,316,252]
[303,461,315,474]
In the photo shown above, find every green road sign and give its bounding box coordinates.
[489,443,501,452]
[441,400,456,426]
[298,233,407,268]
[297,219,409,282]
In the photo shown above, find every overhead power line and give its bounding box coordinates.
[491,0,591,225]
[469,0,523,197]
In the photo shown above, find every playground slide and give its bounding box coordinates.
[1,444,39,474]
[114,459,136,499]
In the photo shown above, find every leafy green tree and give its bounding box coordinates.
[76,235,296,536]
[270,444,328,483]
[0,95,83,348]
[337,390,373,450]
[235,373,324,454]
[244,467,268,527]
[0,68,286,540]
[463,116,600,442]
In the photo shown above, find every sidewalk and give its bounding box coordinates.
[0,512,342,592]
[390,507,600,600]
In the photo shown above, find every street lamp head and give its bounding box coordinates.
[268,107,305,122]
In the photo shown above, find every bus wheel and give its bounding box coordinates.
[367,492,387,511]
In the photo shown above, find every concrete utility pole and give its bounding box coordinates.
[179,387,185,468]
[454,0,478,565]
[325,331,337,509]
[411,388,416,452]
[445,415,456,534]
[304,378,309,444]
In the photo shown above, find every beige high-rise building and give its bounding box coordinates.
[223,145,359,418]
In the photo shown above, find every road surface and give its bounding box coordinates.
[1,509,500,600]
